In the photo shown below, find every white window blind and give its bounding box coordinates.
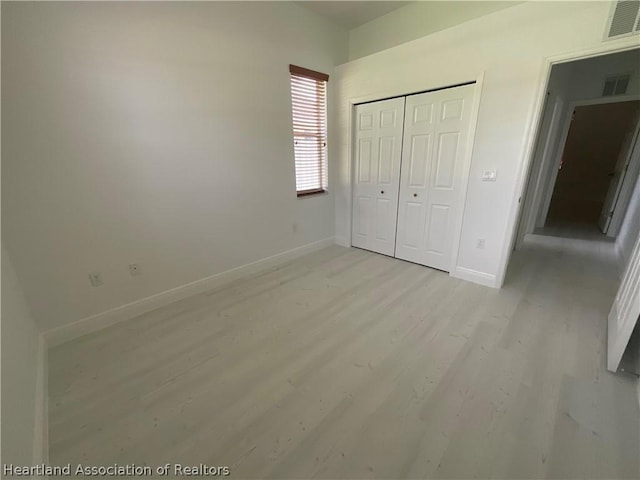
[289,64,329,196]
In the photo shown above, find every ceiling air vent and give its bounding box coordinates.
[602,74,631,96]
[605,0,640,39]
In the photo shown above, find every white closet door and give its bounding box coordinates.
[352,97,406,256]
[395,84,475,271]
[607,232,640,372]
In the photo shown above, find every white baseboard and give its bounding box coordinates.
[44,237,336,347]
[33,333,48,466]
[335,236,349,247]
[452,266,498,288]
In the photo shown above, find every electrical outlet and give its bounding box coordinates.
[476,238,486,249]
[88,272,103,287]
[292,223,298,233]
[129,264,141,276]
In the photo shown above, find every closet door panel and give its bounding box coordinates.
[354,196,372,238]
[402,201,423,249]
[351,97,405,256]
[375,197,395,243]
[394,95,436,264]
[395,84,475,271]
[408,135,431,187]
[357,138,373,183]
[378,136,396,183]
[434,132,460,188]
[425,204,450,254]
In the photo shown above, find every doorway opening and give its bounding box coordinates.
[510,47,640,374]
[515,48,640,251]
[541,99,640,239]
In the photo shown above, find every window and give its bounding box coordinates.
[289,64,329,197]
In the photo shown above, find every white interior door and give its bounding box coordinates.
[607,232,640,372]
[395,84,475,271]
[598,110,640,234]
[351,97,405,256]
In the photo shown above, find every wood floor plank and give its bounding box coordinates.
[48,242,639,478]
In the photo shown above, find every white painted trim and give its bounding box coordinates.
[515,93,565,250]
[615,238,626,278]
[531,96,565,230]
[637,377,640,476]
[33,333,48,466]
[44,237,336,347]
[566,94,640,109]
[452,266,498,288]
[608,120,640,237]
[449,73,485,275]
[346,94,355,248]
[514,91,551,248]
[536,99,573,228]
[607,230,640,372]
[498,57,554,286]
[497,37,640,288]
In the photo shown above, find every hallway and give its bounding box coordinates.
[546,100,640,228]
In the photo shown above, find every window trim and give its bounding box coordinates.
[289,64,329,82]
[289,64,329,198]
[297,188,327,198]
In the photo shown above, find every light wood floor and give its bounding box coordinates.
[49,241,639,479]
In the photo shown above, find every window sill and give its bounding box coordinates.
[297,189,327,198]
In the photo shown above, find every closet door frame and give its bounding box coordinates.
[347,73,484,276]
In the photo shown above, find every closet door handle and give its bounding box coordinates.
[413,193,418,198]
[380,190,385,194]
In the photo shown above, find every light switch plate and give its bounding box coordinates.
[482,170,497,182]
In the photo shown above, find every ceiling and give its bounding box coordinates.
[297,1,412,29]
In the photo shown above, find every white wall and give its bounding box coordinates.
[348,1,520,61]
[334,1,640,287]
[1,2,348,332]
[1,246,44,465]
